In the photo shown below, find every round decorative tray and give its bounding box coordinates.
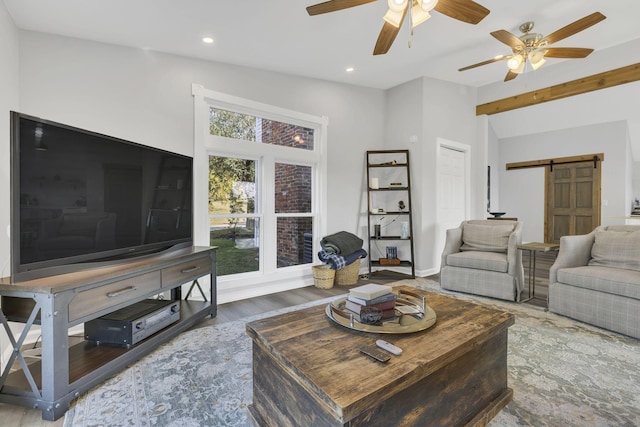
[325,289,437,334]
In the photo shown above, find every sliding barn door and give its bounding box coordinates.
[545,161,601,243]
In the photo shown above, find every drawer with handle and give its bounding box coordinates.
[161,256,211,288]
[69,271,161,322]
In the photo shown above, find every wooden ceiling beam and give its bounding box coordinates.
[476,63,640,116]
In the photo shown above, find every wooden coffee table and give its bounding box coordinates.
[246,286,514,427]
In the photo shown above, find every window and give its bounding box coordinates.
[194,86,328,299]
[210,108,315,151]
[209,156,259,276]
[275,162,313,267]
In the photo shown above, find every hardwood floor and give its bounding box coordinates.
[195,271,401,327]
[0,260,556,426]
[520,250,558,308]
[203,252,559,325]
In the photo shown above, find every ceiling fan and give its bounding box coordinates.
[458,12,606,82]
[306,0,490,55]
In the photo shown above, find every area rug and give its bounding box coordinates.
[64,278,640,427]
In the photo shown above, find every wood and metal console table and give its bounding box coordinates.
[0,246,216,421]
[517,242,559,305]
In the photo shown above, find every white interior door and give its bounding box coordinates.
[436,140,470,269]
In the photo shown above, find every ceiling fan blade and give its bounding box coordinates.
[543,47,594,58]
[306,0,376,16]
[542,12,606,45]
[490,30,525,50]
[373,7,408,55]
[504,70,519,82]
[458,56,507,72]
[433,0,490,25]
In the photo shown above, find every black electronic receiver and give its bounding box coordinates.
[360,345,391,363]
[85,299,180,347]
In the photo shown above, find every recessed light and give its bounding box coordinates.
[346,67,355,73]
[202,37,214,44]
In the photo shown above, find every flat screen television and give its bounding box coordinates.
[10,111,193,282]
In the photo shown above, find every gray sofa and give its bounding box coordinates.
[440,220,524,302]
[549,225,640,339]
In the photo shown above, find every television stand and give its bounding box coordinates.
[0,246,216,421]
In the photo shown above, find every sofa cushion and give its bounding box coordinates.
[447,251,508,273]
[460,223,513,252]
[588,230,640,272]
[557,265,640,300]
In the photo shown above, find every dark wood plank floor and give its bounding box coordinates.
[199,251,558,327]
[520,250,557,308]
[195,270,403,327]
[1,256,556,425]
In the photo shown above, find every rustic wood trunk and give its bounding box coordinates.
[246,286,514,426]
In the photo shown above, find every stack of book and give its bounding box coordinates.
[345,283,397,324]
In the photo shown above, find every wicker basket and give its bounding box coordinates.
[335,258,361,286]
[312,264,335,289]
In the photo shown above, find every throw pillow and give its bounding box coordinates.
[589,230,640,272]
[460,223,514,252]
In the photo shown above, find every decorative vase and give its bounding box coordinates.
[400,222,409,239]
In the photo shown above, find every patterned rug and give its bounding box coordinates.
[64,278,640,427]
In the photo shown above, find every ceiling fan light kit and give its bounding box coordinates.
[410,4,432,29]
[385,0,437,29]
[421,0,439,11]
[389,0,408,12]
[507,54,523,70]
[458,11,606,82]
[383,8,404,27]
[528,49,546,70]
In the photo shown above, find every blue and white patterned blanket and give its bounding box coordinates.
[318,248,367,270]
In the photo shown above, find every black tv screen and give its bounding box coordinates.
[10,111,193,281]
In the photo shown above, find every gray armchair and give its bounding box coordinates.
[440,220,524,301]
[548,225,640,339]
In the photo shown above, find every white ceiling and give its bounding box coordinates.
[4,0,640,90]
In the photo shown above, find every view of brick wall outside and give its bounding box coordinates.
[262,120,314,267]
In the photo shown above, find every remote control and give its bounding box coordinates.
[359,346,391,363]
[376,339,403,355]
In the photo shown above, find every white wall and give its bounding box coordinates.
[627,131,634,214]
[383,77,481,275]
[0,1,19,278]
[379,79,423,272]
[13,31,386,278]
[487,123,499,212]
[0,0,20,374]
[498,121,630,242]
[634,161,640,202]
[479,40,640,227]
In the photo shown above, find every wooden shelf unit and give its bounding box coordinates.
[366,150,415,279]
[0,246,216,421]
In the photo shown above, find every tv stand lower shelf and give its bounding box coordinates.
[0,246,216,421]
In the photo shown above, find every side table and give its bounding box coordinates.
[517,242,560,306]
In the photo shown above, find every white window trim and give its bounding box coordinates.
[192,84,328,303]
